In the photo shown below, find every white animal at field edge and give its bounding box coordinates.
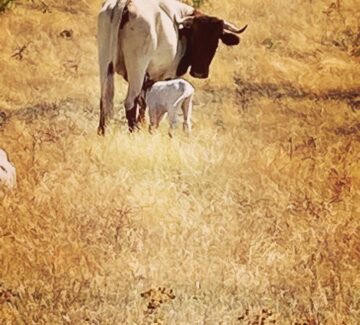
[0,149,16,189]
[141,79,194,137]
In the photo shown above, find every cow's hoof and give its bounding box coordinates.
[97,126,105,136]
[128,121,140,133]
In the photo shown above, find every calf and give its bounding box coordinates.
[141,79,194,137]
[0,149,16,189]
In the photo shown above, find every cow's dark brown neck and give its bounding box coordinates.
[176,10,201,77]
[176,37,192,77]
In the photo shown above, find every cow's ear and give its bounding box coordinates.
[175,15,194,30]
[220,32,240,46]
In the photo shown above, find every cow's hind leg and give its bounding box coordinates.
[167,107,178,138]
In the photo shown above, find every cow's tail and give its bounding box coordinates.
[173,86,194,108]
[97,0,127,135]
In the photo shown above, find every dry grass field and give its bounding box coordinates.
[0,0,359,324]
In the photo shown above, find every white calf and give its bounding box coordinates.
[142,79,194,137]
[0,149,16,189]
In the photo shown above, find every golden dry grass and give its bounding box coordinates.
[0,0,359,324]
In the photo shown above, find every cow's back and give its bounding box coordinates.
[117,0,194,80]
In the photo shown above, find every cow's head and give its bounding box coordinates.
[176,14,247,78]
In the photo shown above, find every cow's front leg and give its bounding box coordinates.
[125,103,138,132]
[137,96,147,126]
[125,89,146,132]
[124,59,148,132]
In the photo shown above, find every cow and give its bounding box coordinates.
[97,0,247,134]
[140,78,194,137]
[0,149,16,190]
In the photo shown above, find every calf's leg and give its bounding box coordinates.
[148,107,157,134]
[167,106,178,138]
[181,95,193,134]
[148,108,164,134]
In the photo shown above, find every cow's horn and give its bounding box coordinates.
[175,15,194,28]
[223,21,248,34]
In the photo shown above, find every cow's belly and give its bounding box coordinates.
[147,50,178,80]
[146,14,181,80]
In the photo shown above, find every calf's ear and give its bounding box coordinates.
[220,32,240,46]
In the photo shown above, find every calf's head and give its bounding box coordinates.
[176,14,247,78]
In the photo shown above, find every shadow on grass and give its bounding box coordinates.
[235,78,360,111]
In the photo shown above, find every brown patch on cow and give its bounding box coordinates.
[120,6,129,29]
[176,10,200,77]
[136,96,147,125]
[142,73,155,91]
[107,61,114,75]
[177,16,223,78]
[136,74,154,125]
[126,105,138,132]
[98,99,105,136]
[177,49,192,77]
[189,16,225,78]
[142,78,155,91]
[109,7,115,22]
[125,93,144,131]
[98,62,115,135]
[221,32,240,46]
[177,26,193,76]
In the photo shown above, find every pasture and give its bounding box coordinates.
[0,0,359,323]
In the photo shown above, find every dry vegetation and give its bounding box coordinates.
[0,0,359,324]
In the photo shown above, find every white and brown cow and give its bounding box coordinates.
[97,0,247,134]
